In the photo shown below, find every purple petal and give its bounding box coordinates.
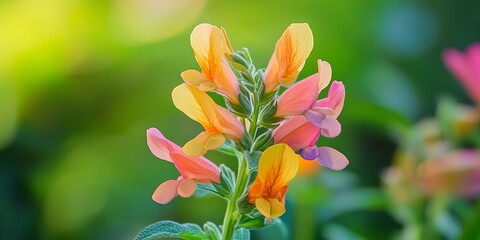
[300,147,319,160]
[316,147,349,170]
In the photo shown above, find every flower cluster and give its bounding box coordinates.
[142,23,348,239]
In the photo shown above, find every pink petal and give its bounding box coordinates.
[275,73,319,117]
[443,47,480,104]
[466,44,480,103]
[316,147,349,170]
[170,152,220,183]
[147,128,220,183]
[273,116,321,151]
[304,109,327,126]
[178,178,197,198]
[315,81,345,115]
[319,117,342,138]
[147,128,179,163]
[152,177,182,204]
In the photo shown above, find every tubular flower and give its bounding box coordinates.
[273,81,348,171]
[275,60,332,117]
[146,128,220,204]
[264,23,314,93]
[181,23,240,104]
[172,83,244,157]
[248,144,298,220]
[443,43,480,105]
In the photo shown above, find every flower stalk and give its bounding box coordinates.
[221,153,249,240]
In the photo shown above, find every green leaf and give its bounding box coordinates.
[134,221,205,240]
[203,222,221,240]
[197,165,236,199]
[233,228,250,240]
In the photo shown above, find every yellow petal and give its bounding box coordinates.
[264,23,314,93]
[172,84,220,131]
[190,23,239,104]
[317,60,332,94]
[183,131,225,157]
[190,23,225,80]
[181,69,212,88]
[199,82,217,92]
[255,197,286,220]
[257,144,299,191]
[172,83,244,145]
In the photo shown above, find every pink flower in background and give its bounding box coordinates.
[146,128,220,204]
[443,43,480,105]
[420,149,480,197]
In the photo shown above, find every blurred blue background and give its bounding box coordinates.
[1,0,480,239]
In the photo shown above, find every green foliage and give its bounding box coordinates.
[197,165,236,200]
[134,221,205,240]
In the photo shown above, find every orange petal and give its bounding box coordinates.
[264,23,314,93]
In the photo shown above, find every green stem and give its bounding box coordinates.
[248,95,260,137]
[221,154,249,240]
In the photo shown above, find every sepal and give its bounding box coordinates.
[238,211,280,229]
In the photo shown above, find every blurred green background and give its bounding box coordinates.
[1,0,480,239]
